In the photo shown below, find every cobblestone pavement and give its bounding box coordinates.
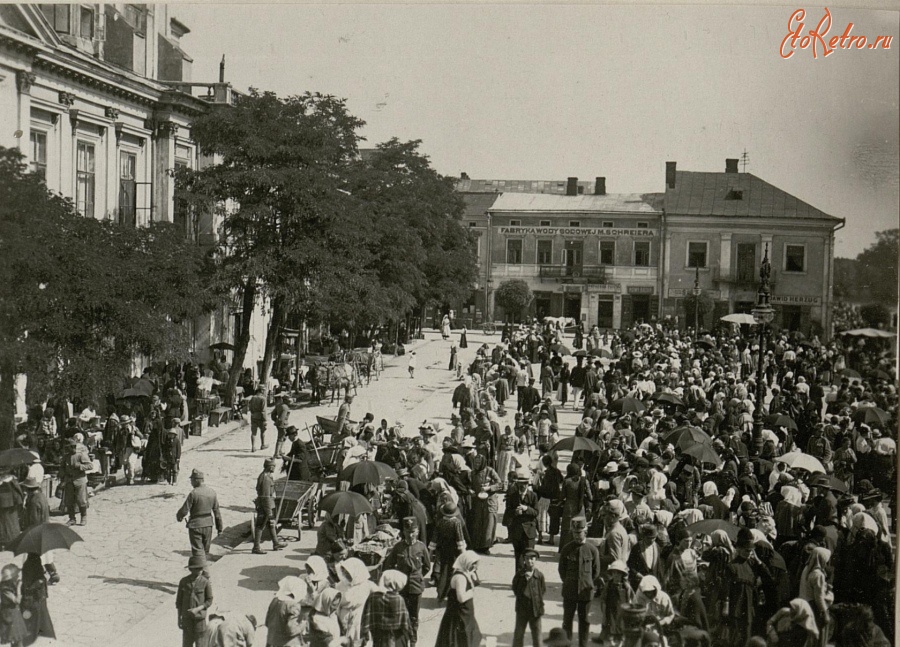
[47,330,587,647]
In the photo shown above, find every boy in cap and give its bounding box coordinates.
[176,554,213,647]
[176,469,224,557]
[512,548,546,647]
[383,516,431,645]
[253,458,287,554]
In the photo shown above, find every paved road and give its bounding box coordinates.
[41,330,590,647]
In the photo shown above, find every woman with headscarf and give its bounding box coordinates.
[435,551,483,647]
[467,454,502,554]
[336,557,379,646]
[265,576,306,647]
[774,485,805,547]
[701,530,733,628]
[700,481,729,520]
[429,501,468,602]
[633,575,675,626]
[558,463,591,552]
[141,407,164,483]
[765,599,819,647]
[799,547,833,647]
[300,555,332,609]
[308,588,343,647]
[359,570,411,647]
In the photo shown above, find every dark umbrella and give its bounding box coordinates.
[852,407,890,427]
[573,350,588,358]
[652,392,685,408]
[662,425,711,448]
[0,449,41,470]
[682,443,723,467]
[550,344,572,356]
[319,491,374,517]
[550,436,604,454]
[807,473,849,494]
[8,522,83,555]
[789,331,806,341]
[870,369,893,381]
[589,348,613,359]
[840,369,862,379]
[694,339,715,350]
[209,342,236,351]
[687,519,740,541]
[609,396,646,415]
[338,461,398,487]
[764,414,798,431]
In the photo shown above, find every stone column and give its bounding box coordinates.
[15,71,35,154]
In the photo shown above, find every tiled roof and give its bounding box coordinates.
[456,179,596,194]
[666,171,841,221]
[488,192,664,214]
[461,192,500,218]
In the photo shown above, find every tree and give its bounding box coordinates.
[859,303,890,328]
[854,229,898,306]
[683,294,714,331]
[179,89,367,400]
[494,280,533,322]
[0,147,213,448]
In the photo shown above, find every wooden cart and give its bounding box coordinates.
[271,477,323,539]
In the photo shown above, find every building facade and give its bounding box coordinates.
[460,161,843,337]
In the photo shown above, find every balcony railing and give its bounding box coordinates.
[539,265,608,284]
[714,266,775,289]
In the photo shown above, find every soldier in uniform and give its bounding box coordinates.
[252,458,287,554]
[271,394,290,459]
[175,554,213,647]
[505,471,539,570]
[176,469,224,557]
[558,517,601,647]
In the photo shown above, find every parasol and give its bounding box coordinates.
[851,407,890,427]
[652,392,685,408]
[550,436,604,454]
[776,452,825,474]
[7,522,83,555]
[662,425,711,448]
[720,313,758,325]
[840,369,862,379]
[319,491,374,517]
[807,473,848,494]
[589,348,613,359]
[764,414,798,431]
[573,350,588,358]
[687,519,740,541]
[609,397,646,415]
[839,328,897,338]
[338,461,398,487]
[694,339,715,350]
[209,342,236,351]
[682,443,723,467]
[0,449,41,470]
[870,369,894,381]
[550,344,572,356]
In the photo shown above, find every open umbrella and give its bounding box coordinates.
[662,426,711,448]
[839,328,897,338]
[589,348,613,359]
[870,369,894,381]
[852,407,890,427]
[682,443,723,467]
[573,350,588,358]
[764,414,798,431]
[652,392,685,408]
[338,461,397,487]
[687,519,740,541]
[610,397,646,415]
[550,436,604,454]
[0,449,41,470]
[807,473,848,494]
[776,452,825,474]
[209,342,236,351]
[694,339,715,350]
[720,313,758,325]
[550,344,572,356]
[7,522,83,555]
[840,369,862,380]
[319,491,373,517]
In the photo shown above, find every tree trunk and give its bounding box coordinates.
[259,294,286,388]
[225,278,257,406]
[0,357,17,451]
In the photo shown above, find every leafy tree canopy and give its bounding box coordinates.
[495,280,533,320]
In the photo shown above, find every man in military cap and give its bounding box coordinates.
[505,470,539,570]
[383,516,431,645]
[253,458,287,554]
[176,469,224,557]
[176,554,213,647]
[558,517,601,647]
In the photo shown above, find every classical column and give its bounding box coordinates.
[15,71,36,153]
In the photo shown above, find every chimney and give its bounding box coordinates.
[665,161,677,189]
[219,55,225,83]
[460,172,469,180]
[566,177,578,196]
[594,177,606,196]
[725,158,739,173]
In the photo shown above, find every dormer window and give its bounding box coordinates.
[40,5,70,33]
[726,188,744,200]
[79,6,95,39]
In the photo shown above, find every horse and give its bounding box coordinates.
[315,362,358,403]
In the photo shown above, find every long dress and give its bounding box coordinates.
[21,556,55,645]
[435,576,482,647]
[468,467,501,551]
[459,330,468,349]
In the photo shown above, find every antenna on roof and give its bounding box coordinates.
[740,149,750,173]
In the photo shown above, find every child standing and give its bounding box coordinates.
[175,555,213,647]
[0,564,28,647]
[602,560,634,642]
[408,352,417,379]
[512,549,546,647]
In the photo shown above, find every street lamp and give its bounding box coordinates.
[691,265,701,339]
[751,243,776,453]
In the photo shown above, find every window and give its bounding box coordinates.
[736,243,756,282]
[634,241,651,267]
[509,219,521,226]
[599,240,615,265]
[569,221,581,227]
[30,131,47,179]
[539,220,551,227]
[76,141,95,217]
[602,221,614,228]
[687,241,708,268]
[40,5,70,33]
[785,244,806,272]
[468,222,477,228]
[637,221,649,228]
[537,240,553,265]
[119,151,137,226]
[124,5,147,34]
[506,239,523,264]
[79,6,94,39]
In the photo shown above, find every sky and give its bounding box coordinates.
[172,3,899,258]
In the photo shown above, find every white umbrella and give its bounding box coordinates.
[838,328,897,338]
[776,451,825,474]
[721,313,758,325]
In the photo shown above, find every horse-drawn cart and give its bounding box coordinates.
[272,477,324,539]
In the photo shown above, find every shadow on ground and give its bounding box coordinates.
[236,564,302,591]
[88,575,177,594]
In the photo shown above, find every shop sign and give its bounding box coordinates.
[771,295,821,306]
[592,284,621,293]
[627,286,655,295]
[499,226,656,237]
[668,288,721,299]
